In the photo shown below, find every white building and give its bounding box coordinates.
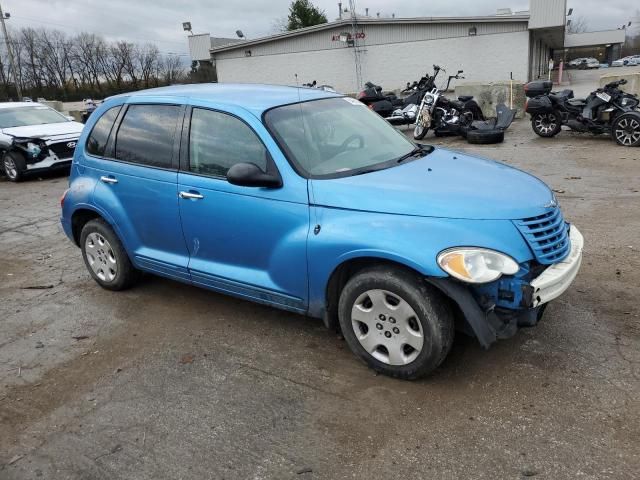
[192,0,573,93]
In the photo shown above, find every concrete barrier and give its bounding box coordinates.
[41,100,64,112]
[599,72,640,96]
[68,110,84,122]
[454,81,526,119]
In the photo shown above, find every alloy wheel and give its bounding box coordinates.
[534,113,557,134]
[85,232,118,282]
[614,117,640,146]
[3,156,17,180]
[350,289,424,366]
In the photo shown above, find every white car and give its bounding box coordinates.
[612,55,640,67]
[0,102,83,182]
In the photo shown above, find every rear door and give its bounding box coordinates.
[85,100,191,281]
[177,105,310,312]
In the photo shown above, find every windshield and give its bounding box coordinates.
[264,97,417,178]
[0,105,69,129]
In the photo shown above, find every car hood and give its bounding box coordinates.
[1,121,84,139]
[309,148,555,220]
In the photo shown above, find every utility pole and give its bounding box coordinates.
[0,2,21,99]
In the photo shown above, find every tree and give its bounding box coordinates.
[567,16,588,34]
[286,0,327,31]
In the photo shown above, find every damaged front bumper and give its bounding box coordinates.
[429,226,584,348]
[11,136,78,171]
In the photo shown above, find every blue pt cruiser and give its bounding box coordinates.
[61,84,583,380]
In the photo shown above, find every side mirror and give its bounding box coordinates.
[227,162,282,188]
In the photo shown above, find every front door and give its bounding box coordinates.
[177,106,309,312]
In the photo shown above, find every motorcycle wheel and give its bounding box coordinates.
[611,112,640,147]
[413,123,429,140]
[531,112,562,138]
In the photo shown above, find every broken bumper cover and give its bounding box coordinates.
[530,226,583,307]
[427,226,583,348]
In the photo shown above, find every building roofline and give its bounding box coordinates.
[210,15,531,53]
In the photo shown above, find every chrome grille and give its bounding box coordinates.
[515,208,570,264]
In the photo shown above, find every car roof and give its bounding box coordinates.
[114,83,342,116]
[0,102,47,109]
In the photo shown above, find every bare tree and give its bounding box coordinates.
[567,16,589,34]
[0,26,187,100]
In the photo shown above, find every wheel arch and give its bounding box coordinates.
[70,206,119,247]
[323,256,464,335]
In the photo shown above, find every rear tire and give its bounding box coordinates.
[338,266,454,380]
[531,111,562,138]
[611,112,640,147]
[2,151,26,182]
[466,129,505,144]
[80,218,139,291]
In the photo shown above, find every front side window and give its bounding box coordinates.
[86,106,121,156]
[189,108,268,177]
[115,104,181,168]
[264,97,416,178]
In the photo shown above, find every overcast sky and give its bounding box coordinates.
[4,0,640,56]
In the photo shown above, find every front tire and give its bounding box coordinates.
[80,219,138,291]
[338,267,454,380]
[2,151,26,182]
[611,112,640,147]
[413,123,429,140]
[531,111,562,138]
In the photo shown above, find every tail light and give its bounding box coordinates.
[60,188,69,208]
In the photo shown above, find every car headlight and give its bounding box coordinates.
[437,248,519,283]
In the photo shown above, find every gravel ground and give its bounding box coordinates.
[0,109,639,479]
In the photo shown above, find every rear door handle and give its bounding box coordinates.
[179,191,204,200]
[100,176,118,184]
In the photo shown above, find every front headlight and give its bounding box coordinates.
[437,248,519,283]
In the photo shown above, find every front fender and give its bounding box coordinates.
[307,207,533,317]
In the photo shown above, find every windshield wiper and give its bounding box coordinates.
[396,144,431,163]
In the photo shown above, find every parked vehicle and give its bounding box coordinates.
[525,79,640,147]
[61,84,584,380]
[81,99,98,123]
[0,102,83,181]
[567,57,599,69]
[357,74,430,119]
[410,68,512,142]
[611,55,640,67]
[302,80,337,93]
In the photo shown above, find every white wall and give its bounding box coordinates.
[215,31,530,94]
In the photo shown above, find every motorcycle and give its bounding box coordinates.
[357,76,429,118]
[525,79,640,147]
[358,65,485,136]
[411,67,487,140]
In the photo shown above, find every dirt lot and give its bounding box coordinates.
[1,115,639,479]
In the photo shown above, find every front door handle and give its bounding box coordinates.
[179,191,204,200]
[100,175,118,184]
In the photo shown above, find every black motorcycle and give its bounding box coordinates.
[525,79,640,147]
[357,74,430,118]
[358,65,484,130]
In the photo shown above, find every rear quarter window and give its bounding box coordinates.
[86,106,121,156]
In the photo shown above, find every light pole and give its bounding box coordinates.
[0,2,21,99]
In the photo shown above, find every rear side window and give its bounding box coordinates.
[86,106,121,156]
[115,104,181,168]
[189,108,268,177]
